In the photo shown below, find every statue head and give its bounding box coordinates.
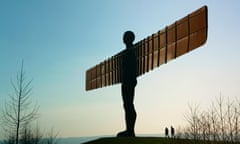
[123,31,135,48]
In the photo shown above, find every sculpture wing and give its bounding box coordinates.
[86,6,208,91]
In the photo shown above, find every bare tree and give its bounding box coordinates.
[19,123,43,144]
[2,61,39,144]
[216,95,226,141]
[199,111,210,142]
[233,98,240,142]
[31,124,43,144]
[226,97,234,142]
[20,125,34,144]
[44,128,59,144]
[184,104,201,141]
[210,102,219,142]
[2,133,15,144]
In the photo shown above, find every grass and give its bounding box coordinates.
[83,137,237,144]
[83,137,190,144]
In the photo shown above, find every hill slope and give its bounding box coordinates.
[83,137,190,144]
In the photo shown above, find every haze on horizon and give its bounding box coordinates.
[0,0,240,139]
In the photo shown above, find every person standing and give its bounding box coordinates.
[171,126,175,138]
[165,127,169,138]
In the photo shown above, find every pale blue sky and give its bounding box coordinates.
[1,0,240,138]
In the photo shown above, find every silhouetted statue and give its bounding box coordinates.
[165,127,169,138]
[117,31,137,137]
[85,6,208,138]
[171,126,175,138]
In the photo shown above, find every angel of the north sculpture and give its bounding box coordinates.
[85,6,208,137]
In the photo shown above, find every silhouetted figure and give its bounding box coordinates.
[117,31,137,137]
[171,126,175,138]
[165,127,169,138]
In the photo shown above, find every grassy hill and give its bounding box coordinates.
[83,137,190,144]
[83,137,235,144]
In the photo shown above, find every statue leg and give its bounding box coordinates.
[117,85,136,137]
